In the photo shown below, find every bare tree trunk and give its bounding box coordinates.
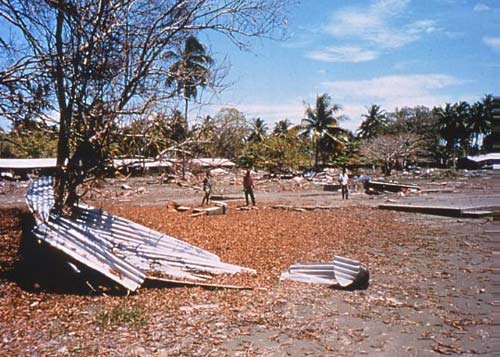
[54,110,70,214]
[182,97,188,180]
[53,5,70,214]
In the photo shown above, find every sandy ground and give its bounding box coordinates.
[0,171,497,356]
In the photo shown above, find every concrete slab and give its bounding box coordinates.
[379,204,462,217]
[379,204,494,218]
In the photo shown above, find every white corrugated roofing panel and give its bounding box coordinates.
[280,256,361,287]
[25,177,254,291]
[191,158,236,167]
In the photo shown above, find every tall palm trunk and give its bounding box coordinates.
[314,138,319,168]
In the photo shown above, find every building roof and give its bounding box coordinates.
[0,158,57,169]
[190,158,236,167]
[466,153,500,162]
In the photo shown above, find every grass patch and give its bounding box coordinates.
[96,303,146,329]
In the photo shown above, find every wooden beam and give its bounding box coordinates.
[145,276,253,290]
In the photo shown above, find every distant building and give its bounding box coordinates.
[0,158,57,178]
[465,153,500,170]
[190,158,236,169]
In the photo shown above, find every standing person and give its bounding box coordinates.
[243,168,256,207]
[201,171,212,205]
[339,168,349,200]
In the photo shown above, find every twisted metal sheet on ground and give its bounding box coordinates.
[280,255,362,287]
[26,177,254,291]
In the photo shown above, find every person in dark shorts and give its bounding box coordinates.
[201,171,212,205]
[339,167,349,200]
[243,168,256,207]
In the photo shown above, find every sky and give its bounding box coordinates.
[198,0,500,132]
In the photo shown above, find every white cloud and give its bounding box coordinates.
[325,0,438,49]
[207,102,305,127]
[320,74,467,129]
[473,3,490,12]
[306,46,378,63]
[483,36,500,51]
[322,74,464,100]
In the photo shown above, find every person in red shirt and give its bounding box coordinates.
[243,168,256,207]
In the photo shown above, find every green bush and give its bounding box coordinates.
[96,303,146,329]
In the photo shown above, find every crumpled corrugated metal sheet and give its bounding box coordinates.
[280,255,362,287]
[26,177,255,291]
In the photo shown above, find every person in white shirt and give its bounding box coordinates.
[339,168,349,200]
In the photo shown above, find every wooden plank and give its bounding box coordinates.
[145,276,253,290]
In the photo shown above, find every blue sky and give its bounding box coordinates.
[198,0,500,132]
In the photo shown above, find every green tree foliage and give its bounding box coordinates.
[169,36,213,129]
[433,102,471,165]
[247,118,268,142]
[357,105,387,140]
[469,94,493,154]
[190,115,217,158]
[432,95,493,161]
[115,111,187,159]
[301,94,347,168]
[272,119,292,137]
[210,107,250,161]
[356,106,436,171]
[243,125,309,172]
[0,120,57,158]
[328,130,361,167]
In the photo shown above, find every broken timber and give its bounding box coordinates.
[145,276,252,290]
[26,177,254,292]
[191,203,228,217]
[366,180,420,193]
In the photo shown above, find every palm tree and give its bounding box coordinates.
[434,102,469,166]
[301,94,346,168]
[170,36,213,126]
[169,36,213,177]
[454,101,471,156]
[272,119,292,137]
[248,118,268,142]
[357,104,387,140]
[469,94,493,153]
